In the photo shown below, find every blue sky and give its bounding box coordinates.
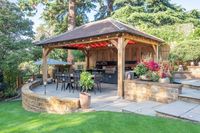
[171,0,200,11]
[10,0,200,32]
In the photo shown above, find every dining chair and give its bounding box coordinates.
[94,74,103,93]
[55,73,63,90]
[64,73,73,92]
[73,72,81,92]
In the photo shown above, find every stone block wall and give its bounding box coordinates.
[173,72,193,79]
[22,80,80,114]
[124,80,182,103]
[187,66,200,78]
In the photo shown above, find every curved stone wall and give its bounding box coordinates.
[22,80,80,114]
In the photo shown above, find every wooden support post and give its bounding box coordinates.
[136,46,141,62]
[156,44,159,62]
[117,37,128,97]
[42,47,51,83]
[152,44,159,62]
[86,51,90,69]
[82,50,90,70]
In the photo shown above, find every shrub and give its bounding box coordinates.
[3,87,17,98]
[150,72,160,82]
[134,63,148,76]
[79,71,94,92]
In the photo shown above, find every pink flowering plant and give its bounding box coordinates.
[134,60,160,82]
[144,61,160,71]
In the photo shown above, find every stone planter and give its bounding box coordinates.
[159,77,170,83]
[79,92,91,109]
[124,79,183,103]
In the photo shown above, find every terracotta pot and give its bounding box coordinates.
[79,92,91,109]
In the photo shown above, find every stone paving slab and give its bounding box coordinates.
[156,101,198,117]
[180,88,200,99]
[174,79,200,87]
[181,105,200,122]
[93,99,132,112]
[122,101,163,116]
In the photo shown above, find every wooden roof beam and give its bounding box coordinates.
[45,33,122,48]
[124,33,159,46]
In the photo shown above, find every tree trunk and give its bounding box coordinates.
[107,0,114,16]
[68,0,76,30]
[67,0,76,64]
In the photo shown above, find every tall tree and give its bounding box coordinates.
[19,0,96,33]
[111,0,200,27]
[68,0,76,30]
[67,0,76,63]
[19,0,95,62]
[95,0,115,20]
[0,0,34,90]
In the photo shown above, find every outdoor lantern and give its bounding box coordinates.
[44,81,47,95]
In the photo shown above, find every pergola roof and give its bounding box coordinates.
[36,18,164,47]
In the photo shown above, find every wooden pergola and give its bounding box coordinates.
[36,18,164,98]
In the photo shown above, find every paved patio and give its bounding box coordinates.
[32,83,164,116]
[32,82,200,122]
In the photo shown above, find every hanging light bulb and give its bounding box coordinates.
[108,44,113,47]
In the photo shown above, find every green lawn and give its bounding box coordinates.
[0,101,200,133]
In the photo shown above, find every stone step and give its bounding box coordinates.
[155,101,200,122]
[122,101,163,116]
[174,79,200,90]
[179,88,200,104]
[183,84,200,90]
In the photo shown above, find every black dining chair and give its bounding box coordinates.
[94,74,103,93]
[64,73,74,92]
[73,72,81,92]
[55,73,63,90]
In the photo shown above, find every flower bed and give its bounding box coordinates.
[134,61,171,83]
[124,61,182,103]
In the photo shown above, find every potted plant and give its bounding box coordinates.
[150,72,160,82]
[79,71,94,109]
[158,64,171,83]
[134,61,160,81]
[159,72,170,83]
[134,63,149,80]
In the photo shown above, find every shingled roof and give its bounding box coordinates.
[36,18,164,46]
